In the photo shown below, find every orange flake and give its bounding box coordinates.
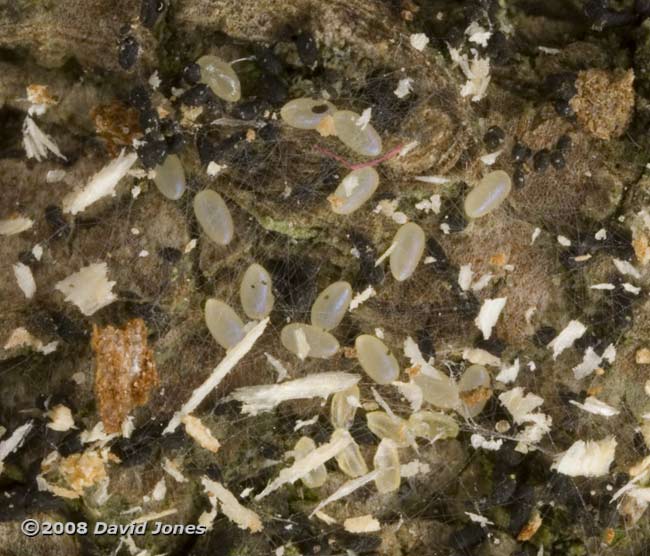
[342,346,358,359]
[636,348,650,364]
[316,115,336,137]
[59,450,107,493]
[517,511,542,541]
[489,253,508,266]
[603,528,615,545]
[246,129,256,142]
[633,235,650,266]
[587,385,603,397]
[91,102,142,156]
[459,386,492,406]
[27,84,57,107]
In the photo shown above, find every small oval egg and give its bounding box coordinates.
[294,436,327,488]
[412,369,459,410]
[373,438,401,494]
[193,190,234,246]
[204,299,245,350]
[310,281,352,331]
[196,55,241,102]
[464,170,512,219]
[330,385,360,429]
[457,364,491,418]
[331,429,368,478]
[408,411,459,441]
[240,263,274,320]
[280,98,337,129]
[329,167,379,215]
[355,335,399,385]
[153,154,186,200]
[366,411,410,447]
[332,110,382,157]
[280,323,340,359]
[389,222,425,282]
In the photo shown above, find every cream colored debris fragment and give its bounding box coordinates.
[496,358,520,384]
[0,216,33,235]
[462,347,501,367]
[3,327,57,355]
[349,286,376,311]
[448,47,491,102]
[47,405,75,432]
[466,511,494,527]
[356,108,372,130]
[613,258,641,279]
[548,320,586,359]
[636,348,650,364]
[162,458,187,483]
[392,380,423,412]
[343,515,380,533]
[23,116,66,162]
[570,397,619,417]
[414,175,449,184]
[265,352,289,382]
[480,149,502,166]
[410,33,429,51]
[458,264,473,291]
[13,262,36,299]
[465,22,492,47]
[475,297,506,339]
[182,415,221,453]
[55,262,117,316]
[309,470,379,516]
[400,459,431,477]
[499,388,544,423]
[553,437,617,477]
[202,478,263,532]
[415,194,441,214]
[394,78,413,98]
[0,421,33,475]
[470,434,503,451]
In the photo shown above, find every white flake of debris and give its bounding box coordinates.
[613,258,641,279]
[499,388,544,423]
[463,347,501,367]
[547,320,586,359]
[623,282,641,294]
[309,470,379,516]
[552,437,617,477]
[466,21,492,47]
[148,71,161,90]
[573,346,607,380]
[374,199,408,224]
[131,185,141,199]
[350,285,376,311]
[151,477,166,501]
[466,512,494,527]
[0,216,34,236]
[22,116,66,162]
[472,273,493,292]
[398,140,419,158]
[344,515,381,533]
[32,244,43,261]
[393,381,423,412]
[201,477,263,533]
[414,175,449,184]
[55,262,117,316]
[0,421,33,475]
[591,283,615,290]
[162,458,187,483]
[374,328,384,339]
[165,318,269,433]
[538,46,561,54]
[530,227,541,244]
[400,460,431,477]
[570,397,619,417]
[121,416,134,438]
[475,297,506,340]
[471,434,503,451]
[496,358,520,384]
[448,46,491,102]
[207,161,227,176]
[557,235,571,247]
[440,222,451,234]
[184,238,197,254]
[480,149,502,166]
[415,194,441,214]
[458,264,474,291]
[231,372,360,415]
[595,228,607,240]
[294,415,319,432]
[394,78,414,99]
[375,242,397,267]
[79,422,116,446]
[47,405,75,432]
[3,327,57,355]
[410,33,430,51]
[356,108,372,130]
[404,336,433,368]
[265,352,289,382]
[182,415,221,453]
[46,169,66,183]
[257,433,353,500]
[13,262,36,299]
[138,250,149,258]
[424,256,436,265]
[63,150,137,214]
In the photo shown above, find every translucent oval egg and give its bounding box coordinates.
[332,110,382,157]
[366,411,410,447]
[204,299,245,350]
[280,98,337,130]
[329,167,380,215]
[240,263,274,320]
[294,436,327,488]
[310,281,352,331]
[280,323,340,359]
[464,170,512,219]
[412,369,460,410]
[153,154,186,200]
[389,222,425,282]
[457,364,491,418]
[196,55,241,102]
[408,411,459,441]
[331,429,368,478]
[330,385,360,429]
[193,190,234,246]
[373,438,400,494]
[355,335,400,385]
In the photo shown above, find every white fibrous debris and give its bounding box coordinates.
[343,515,381,533]
[474,297,506,340]
[375,242,397,267]
[613,258,641,279]
[573,344,616,380]
[0,421,33,475]
[591,283,615,290]
[569,397,619,417]
[13,262,36,299]
[63,150,138,214]
[465,21,492,47]
[47,405,75,432]
[231,372,360,415]
[462,347,501,367]
[181,415,221,453]
[466,511,494,527]
[414,175,449,184]
[394,78,414,98]
[623,282,641,295]
[547,320,586,359]
[148,71,161,90]
[398,140,419,157]
[79,422,117,446]
[22,116,66,162]
[202,478,263,532]
[294,415,319,432]
[531,228,541,244]
[552,437,617,477]
[265,352,289,382]
[471,434,503,451]
[162,458,187,483]
[0,216,34,236]
[403,335,433,368]
[151,477,166,501]
[164,318,269,433]
[3,327,57,355]
[309,470,379,516]
[131,185,142,198]
[121,416,135,438]
[557,235,571,246]
[349,286,376,311]
[32,244,43,260]
[499,388,544,424]
[207,161,227,176]
[538,46,561,54]
[458,264,473,291]
[46,169,66,183]
[356,108,372,130]
[400,459,431,477]
[257,433,353,500]
[392,381,423,412]
[480,149,502,166]
[55,262,117,316]
[595,228,607,240]
[496,358,520,384]
[415,194,441,214]
[184,238,198,254]
[448,46,491,102]
[410,33,430,51]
